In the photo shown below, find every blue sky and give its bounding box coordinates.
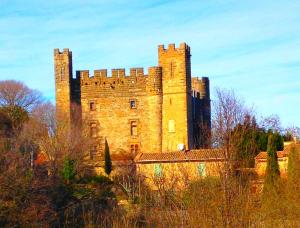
[0,0,299,127]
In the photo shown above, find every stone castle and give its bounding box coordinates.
[54,43,211,158]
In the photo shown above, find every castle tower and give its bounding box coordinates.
[54,48,73,124]
[199,77,211,147]
[158,43,193,151]
[191,77,211,148]
[146,66,163,152]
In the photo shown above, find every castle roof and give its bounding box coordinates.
[134,149,225,164]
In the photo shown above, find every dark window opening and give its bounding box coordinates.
[90,102,96,111]
[130,100,136,109]
[130,144,139,154]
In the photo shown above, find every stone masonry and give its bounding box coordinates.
[54,43,211,159]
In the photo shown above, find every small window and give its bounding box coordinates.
[154,163,163,177]
[90,123,97,138]
[130,121,138,136]
[89,102,96,111]
[130,144,139,154]
[168,120,175,133]
[130,99,136,109]
[197,162,206,177]
[90,145,97,160]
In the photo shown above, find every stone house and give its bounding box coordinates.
[134,149,225,190]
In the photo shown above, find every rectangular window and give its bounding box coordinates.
[90,123,97,138]
[130,121,138,136]
[154,163,163,177]
[130,144,139,155]
[197,162,206,177]
[130,99,136,109]
[168,120,175,133]
[89,101,96,111]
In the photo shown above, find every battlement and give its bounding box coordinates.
[192,77,210,99]
[78,66,162,81]
[54,42,211,154]
[158,42,190,53]
[54,48,71,55]
[78,66,162,94]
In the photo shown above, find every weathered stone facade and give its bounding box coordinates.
[54,43,211,158]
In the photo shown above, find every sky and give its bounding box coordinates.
[0,0,299,127]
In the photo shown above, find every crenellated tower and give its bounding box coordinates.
[54,43,211,158]
[146,66,163,153]
[54,48,73,124]
[158,43,193,151]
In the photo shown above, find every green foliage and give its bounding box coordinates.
[0,105,28,132]
[62,158,76,183]
[257,129,269,151]
[257,129,284,151]
[263,135,280,193]
[233,115,260,167]
[0,110,12,137]
[287,145,300,185]
[104,139,112,175]
[273,131,284,151]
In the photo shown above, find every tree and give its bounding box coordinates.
[260,114,282,133]
[273,131,284,151]
[287,145,300,187]
[0,106,28,132]
[0,110,12,137]
[104,139,112,175]
[232,114,260,167]
[62,158,76,184]
[0,80,43,111]
[264,135,280,193]
[212,88,250,226]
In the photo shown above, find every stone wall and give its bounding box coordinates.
[80,66,162,157]
[136,160,224,190]
[54,43,211,159]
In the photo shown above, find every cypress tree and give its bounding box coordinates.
[62,158,76,184]
[287,145,300,186]
[273,131,284,151]
[104,139,112,175]
[264,134,280,192]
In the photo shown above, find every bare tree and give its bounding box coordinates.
[0,80,43,111]
[212,88,252,227]
[31,102,56,136]
[260,114,282,133]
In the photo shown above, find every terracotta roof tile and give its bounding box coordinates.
[256,151,282,160]
[255,143,300,160]
[134,149,225,163]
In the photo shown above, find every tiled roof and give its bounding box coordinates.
[134,149,225,163]
[255,151,286,160]
[255,143,300,160]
